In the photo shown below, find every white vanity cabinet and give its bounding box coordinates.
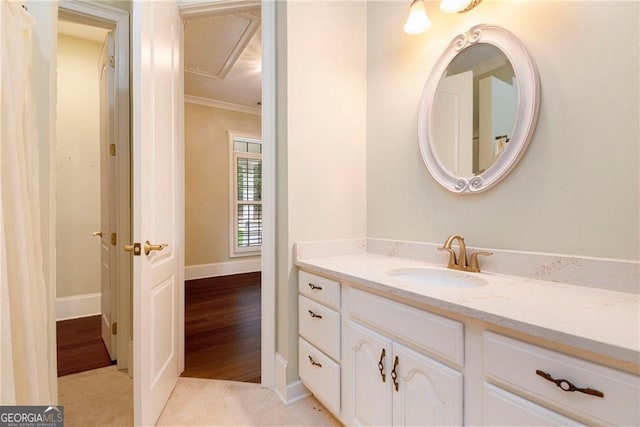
[297,270,342,414]
[296,267,640,426]
[342,287,463,426]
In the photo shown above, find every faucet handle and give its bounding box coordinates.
[438,247,457,269]
[469,251,493,273]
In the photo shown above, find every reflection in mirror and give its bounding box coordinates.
[432,44,516,178]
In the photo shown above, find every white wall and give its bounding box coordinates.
[55,34,103,299]
[367,1,639,261]
[277,0,368,385]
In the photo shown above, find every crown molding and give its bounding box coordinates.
[178,0,260,19]
[185,95,261,115]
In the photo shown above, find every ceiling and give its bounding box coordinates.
[58,20,109,43]
[183,10,262,111]
[446,44,509,77]
[59,9,263,113]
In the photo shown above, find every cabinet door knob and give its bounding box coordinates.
[308,282,323,290]
[377,348,386,383]
[535,370,604,398]
[391,355,399,392]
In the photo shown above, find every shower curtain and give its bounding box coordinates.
[0,1,55,404]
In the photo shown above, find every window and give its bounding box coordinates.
[229,131,262,256]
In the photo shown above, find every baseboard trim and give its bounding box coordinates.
[283,381,310,405]
[185,259,261,281]
[56,293,101,321]
[274,353,310,405]
[275,353,288,402]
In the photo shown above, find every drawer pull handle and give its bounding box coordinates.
[308,310,323,319]
[391,355,399,392]
[377,348,386,383]
[308,355,322,368]
[535,370,604,398]
[308,283,323,290]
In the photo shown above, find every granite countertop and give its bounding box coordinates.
[295,252,640,365]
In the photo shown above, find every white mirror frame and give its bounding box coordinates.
[418,24,540,193]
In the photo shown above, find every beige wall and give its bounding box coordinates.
[367,1,639,260]
[184,102,261,266]
[278,0,368,383]
[55,34,103,298]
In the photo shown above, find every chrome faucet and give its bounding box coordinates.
[438,234,492,273]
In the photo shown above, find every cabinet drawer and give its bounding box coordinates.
[299,337,340,414]
[347,287,464,366]
[298,295,340,361]
[484,331,640,426]
[299,270,340,310]
[484,383,585,426]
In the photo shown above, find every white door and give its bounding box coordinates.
[132,2,184,425]
[344,321,392,426]
[432,70,473,176]
[99,31,117,360]
[391,342,463,426]
[479,75,518,169]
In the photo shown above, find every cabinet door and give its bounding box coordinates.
[344,321,392,426]
[392,342,463,426]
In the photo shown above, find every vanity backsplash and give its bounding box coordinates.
[295,238,639,294]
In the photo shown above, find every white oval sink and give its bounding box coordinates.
[386,267,489,288]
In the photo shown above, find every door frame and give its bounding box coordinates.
[58,0,132,372]
[260,0,276,390]
[178,0,276,389]
[58,0,276,387]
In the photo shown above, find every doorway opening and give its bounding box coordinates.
[55,2,131,378]
[181,4,263,384]
[51,0,276,423]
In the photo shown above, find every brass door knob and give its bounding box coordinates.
[92,231,103,237]
[144,241,168,256]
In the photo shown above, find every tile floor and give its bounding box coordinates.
[58,366,133,426]
[58,366,341,426]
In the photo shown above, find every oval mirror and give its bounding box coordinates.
[418,25,540,193]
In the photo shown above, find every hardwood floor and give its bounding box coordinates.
[182,272,261,383]
[57,315,114,377]
[56,272,261,381]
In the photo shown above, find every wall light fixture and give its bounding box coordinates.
[404,0,483,34]
[404,0,432,34]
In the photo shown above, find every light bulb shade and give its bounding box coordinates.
[404,0,431,34]
[440,0,478,13]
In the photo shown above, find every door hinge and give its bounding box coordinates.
[111,233,117,246]
[109,55,115,68]
[110,144,116,156]
[111,322,117,335]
